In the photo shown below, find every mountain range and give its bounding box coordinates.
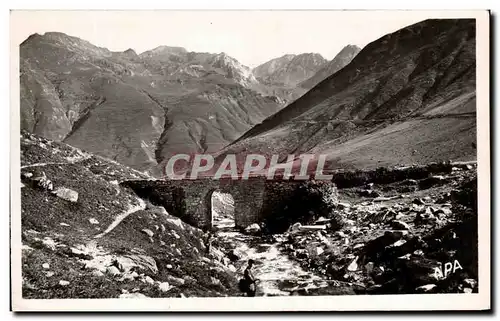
[20,19,476,177]
[20,32,358,175]
[219,19,476,173]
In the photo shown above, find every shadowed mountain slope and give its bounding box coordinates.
[218,19,476,172]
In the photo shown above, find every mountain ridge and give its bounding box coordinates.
[219,19,476,172]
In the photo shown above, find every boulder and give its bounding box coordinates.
[33,172,53,191]
[157,282,171,292]
[58,280,70,286]
[412,198,425,206]
[166,275,185,286]
[391,220,410,230]
[89,218,99,225]
[347,257,359,271]
[415,284,437,293]
[244,223,261,234]
[92,270,104,277]
[143,276,155,285]
[463,279,477,289]
[106,266,121,276]
[337,202,351,210]
[141,229,154,238]
[52,187,78,202]
[314,217,332,225]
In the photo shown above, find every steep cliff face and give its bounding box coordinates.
[220,19,477,171]
[20,32,281,174]
[299,45,361,89]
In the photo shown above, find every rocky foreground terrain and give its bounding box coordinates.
[21,131,241,298]
[20,131,478,298]
[276,165,478,295]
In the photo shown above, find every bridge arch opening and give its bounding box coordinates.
[210,191,235,231]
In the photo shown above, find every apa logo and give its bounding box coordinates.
[433,260,463,280]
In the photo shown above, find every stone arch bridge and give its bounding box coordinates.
[123,177,334,231]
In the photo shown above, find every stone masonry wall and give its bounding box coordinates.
[123,178,337,231]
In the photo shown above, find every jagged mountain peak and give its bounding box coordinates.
[253,52,327,87]
[299,44,361,89]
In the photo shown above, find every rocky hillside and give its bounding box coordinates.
[299,45,361,89]
[20,32,282,175]
[253,53,327,87]
[221,19,476,172]
[279,163,478,295]
[252,53,328,104]
[20,131,241,298]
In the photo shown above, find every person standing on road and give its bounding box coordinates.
[243,259,257,297]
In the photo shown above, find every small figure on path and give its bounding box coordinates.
[241,259,257,297]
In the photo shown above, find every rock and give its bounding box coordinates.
[42,263,50,269]
[42,237,57,251]
[228,249,241,262]
[353,243,364,250]
[210,247,225,262]
[46,271,55,277]
[344,219,356,226]
[21,172,33,179]
[398,253,411,260]
[391,220,410,230]
[58,280,70,286]
[92,270,104,277]
[315,247,324,256]
[106,266,121,276]
[166,264,173,269]
[337,202,351,209]
[52,187,78,202]
[387,239,406,248]
[60,222,70,227]
[373,196,393,202]
[402,179,418,186]
[416,284,437,293]
[384,230,408,240]
[143,276,155,285]
[314,217,332,224]
[413,198,425,205]
[347,257,359,271]
[463,288,473,294]
[463,279,477,289]
[244,223,261,234]
[365,262,374,274]
[413,249,425,257]
[419,176,447,189]
[335,231,346,238]
[158,282,171,292]
[119,293,148,299]
[141,229,154,238]
[88,218,99,225]
[166,275,185,286]
[33,172,53,191]
[403,258,444,284]
[210,276,221,286]
[395,213,406,220]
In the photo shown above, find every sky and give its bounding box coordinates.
[11,10,462,67]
